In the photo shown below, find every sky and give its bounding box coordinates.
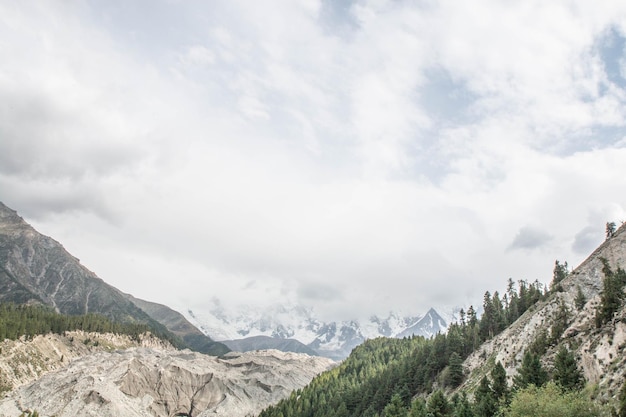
[2,0,626,321]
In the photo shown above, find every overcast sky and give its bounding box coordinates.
[2,0,626,321]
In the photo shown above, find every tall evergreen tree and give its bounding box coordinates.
[454,392,474,417]
[550,300,570,344]
[427,390,450,417]
[474,376,497,417]
[383,393,407,417]
[595,258,626,327]
[409,398,427,417]
[607,222,617,239]
[550,260,569,292]
[513,351,548,389]
[553,346,584,391]
[491,361,509,404]
[447,352,464,388]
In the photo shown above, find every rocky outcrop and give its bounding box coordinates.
[0,330,171,394]
[460,223,626,401]
[0,347,334,417]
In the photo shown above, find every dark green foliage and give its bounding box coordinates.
[553,346,584,391]
[427,390,450,417]
[551,260,569,292]
[474,376,497,417]
[409,398,427,417]
[491,361,509,404]
[550,300,570,344]
[595,259,626,328]
[447,352,464,387]
[527,328,549,356]
[259,279,549,417]
[383,393,407,417]
[454,393,474,417]
[505,382,607,417]
[574,286,586,311]
[607,222,617,239]
[0,303,170,344]
[513,351,548,389]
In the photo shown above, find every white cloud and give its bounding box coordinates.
[2,0,626,321]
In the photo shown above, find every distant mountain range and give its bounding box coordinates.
[185,304,449,360]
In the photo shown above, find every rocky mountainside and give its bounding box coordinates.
[460,222,626,401]
[0,342,334,417]
[0,201,227,355]
[185,304,449,360]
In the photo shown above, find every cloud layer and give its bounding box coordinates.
[2,0,626,319]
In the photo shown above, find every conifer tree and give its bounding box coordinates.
[513,351,548,389]
[553,346,583,391]
[447,352,464,387]
[454,392,474,417]
[408,398,427,417]
[490,361,509,404]
[550,300,570,344]
[550,260,569,292]
[474,376,497,417]
[383,393,407,417]
[595,258,626,327]
[427,390,450,417]
[607,222,617,239]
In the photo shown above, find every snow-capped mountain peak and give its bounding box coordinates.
[183,304,451,360]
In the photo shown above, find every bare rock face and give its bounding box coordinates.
[461,223,626,401]
[0,348,334,417]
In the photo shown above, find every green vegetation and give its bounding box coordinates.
[260,279,550,417]
[505,382,607,417]
[0,303,174,344]
[595,258,626,328]
[553,346,584,392]
[551,260,569,292]
[260,258,621,417]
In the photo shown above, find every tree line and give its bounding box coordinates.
[0,303,159,342]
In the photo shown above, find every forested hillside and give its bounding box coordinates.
[0,303,171,344]
[260,223,626,417]
[259,279,561,417]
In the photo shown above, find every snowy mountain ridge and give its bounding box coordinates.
[183,303,451,359]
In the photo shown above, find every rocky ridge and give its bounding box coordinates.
[0,345,334,417]
[0,330,172,394]
[460,223,626,401]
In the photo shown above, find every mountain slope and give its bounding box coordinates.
[258,224,626,416]
[460,222,626,400]
[124,294,229,355]
[0,201,226,354]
